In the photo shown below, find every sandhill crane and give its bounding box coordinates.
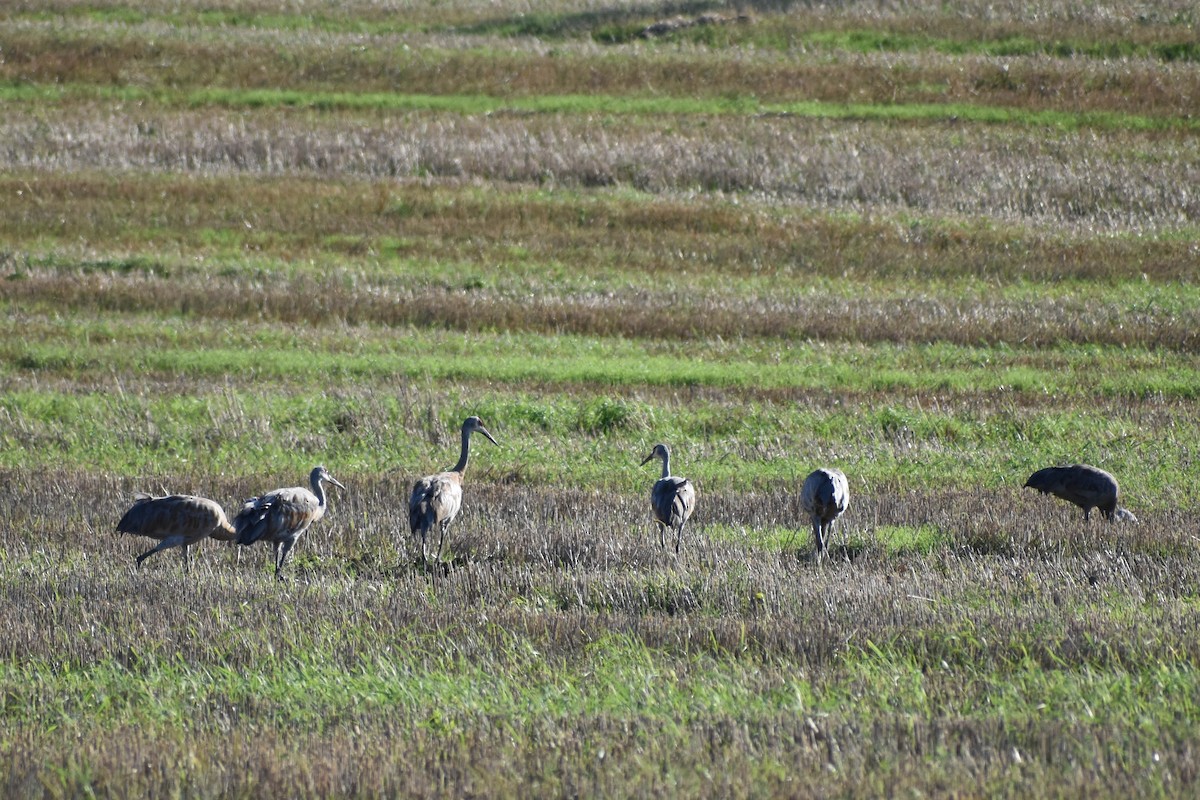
[409,416,498,565]
[800,468,850,557]
[116,493,236,570]
[1024,464,1136,522]
[640,443,697,555]
[234,465,345,577]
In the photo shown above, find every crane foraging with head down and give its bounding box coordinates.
[409,416,498,565]
[800,468,850,557]
[640,443,697,555]
[116,493,236,570]
[1024,463,1136,522]
[234,465,345,577]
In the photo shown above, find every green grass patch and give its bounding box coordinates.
[8,324,1200,400]
[873,525,951,556]
[1,82,1193,132]
[0,634,796,734]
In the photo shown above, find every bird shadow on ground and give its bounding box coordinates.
[394,553,498,579]
[788,542,867,565]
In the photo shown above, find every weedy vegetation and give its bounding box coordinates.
[2,0,1200,796]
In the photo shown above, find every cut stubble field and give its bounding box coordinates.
[2,0,1200,796]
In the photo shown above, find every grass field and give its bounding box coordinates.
[3,0,1200,796]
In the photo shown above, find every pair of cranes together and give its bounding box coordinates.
[117,413,1136,576]
[640,445,852,557]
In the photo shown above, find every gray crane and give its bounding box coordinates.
[640,443,697,554]
[1024,464,1136,522]
[116,493,236,570]
[800,467,850,556]
[409,416,498,565]
[234,465,345,577]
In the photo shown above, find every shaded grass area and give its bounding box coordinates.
[3,10,1200,120]
[4,1,1198,63]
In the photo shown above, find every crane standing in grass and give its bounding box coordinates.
[1024,464,1136,522]
[640,443,697,555]
[116,493,236,570]
[800,468,850,557]
[234,465,346,578]
[409,416,499,566]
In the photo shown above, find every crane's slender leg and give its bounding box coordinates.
[434,523,449,564]
[135,546,158,568]
[812,520,825,557]
[275,538,296,578]
[181,544,190,572]
[136,535,184,569]
[674,523,683,555]
[658,524,666,550]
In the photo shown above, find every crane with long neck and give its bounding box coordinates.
[234,465,345,578]
[409,416,498,566]
[640,443,697,555]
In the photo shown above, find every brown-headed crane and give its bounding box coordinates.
[409,416,498,565]
[640,443,697,555]
[116,493,236,570]
[234,465,345,578]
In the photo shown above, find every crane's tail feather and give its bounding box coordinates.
[234,498,273,545]
[410,500,440,562]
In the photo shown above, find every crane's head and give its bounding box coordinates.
[464,416,499,447]
[640,443,669,467]
[312,465,346,491]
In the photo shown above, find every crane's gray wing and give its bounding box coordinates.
[410,473,463,533]
[234,487,319,544]
[652,477,694,527]
[801,469,849,523]
[118,494,231,543]
[674,478,696,525]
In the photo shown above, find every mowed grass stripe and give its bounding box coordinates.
[0,82,1192,132]
[4,640,1197,732]
[7,324,1200,400]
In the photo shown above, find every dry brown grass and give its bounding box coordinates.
[8,262,1200,351]
[4,166,1200,354]
[2,109,1196,235]
[3,7,1199,116]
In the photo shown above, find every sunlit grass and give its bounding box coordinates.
[2,0,1199,795]
[1,82,1194,131]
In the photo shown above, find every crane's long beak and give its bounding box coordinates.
[479,427,499,447]
[640,452,655,466]
[328,476,346,490]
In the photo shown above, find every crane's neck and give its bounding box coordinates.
[310,472,329,510]
[659,452,671,480]
[449,427,473,475]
